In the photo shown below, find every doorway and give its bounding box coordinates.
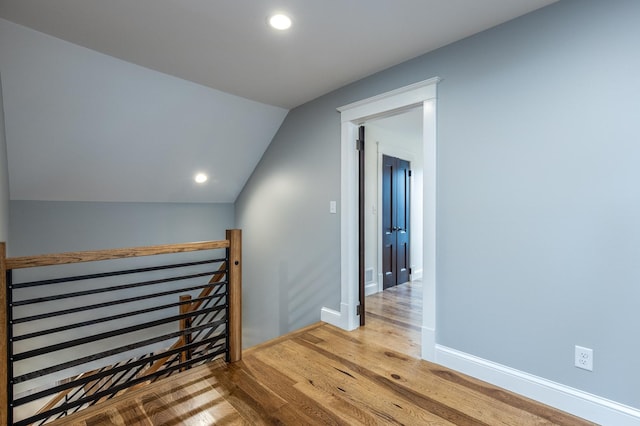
[364,108,423,297]
[321,77,439,361]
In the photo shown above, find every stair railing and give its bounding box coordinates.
[1,229,242,426]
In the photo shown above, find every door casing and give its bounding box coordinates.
[321,77,439,362]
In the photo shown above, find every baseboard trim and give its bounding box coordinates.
[320,306,341,328]
[411,268,423,281]
[321,303,358,331]
[364,282,378,296]
[435,345,640,426]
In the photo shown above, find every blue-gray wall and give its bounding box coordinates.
[9,201,234,256]
[236,0,640,408]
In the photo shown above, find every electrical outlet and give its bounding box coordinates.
[575,346,593,371]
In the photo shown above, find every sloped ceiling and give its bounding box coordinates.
[0,0,557,203]
[0,19,288,203]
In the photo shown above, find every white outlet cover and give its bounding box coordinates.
[575,345,593,371]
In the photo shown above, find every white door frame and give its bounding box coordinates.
[321,77,440,361]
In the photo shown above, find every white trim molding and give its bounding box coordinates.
[322,77,440,359]
[436,345,640,426]
[411,268,423,281]
[338,77,441,123]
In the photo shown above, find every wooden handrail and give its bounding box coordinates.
[5,240,229,270]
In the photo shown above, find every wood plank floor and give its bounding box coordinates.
[49,282,594,425]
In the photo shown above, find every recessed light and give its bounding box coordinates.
[269,14,291,30]
[194,173,208,183]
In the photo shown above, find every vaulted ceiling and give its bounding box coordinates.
[0,0,557,203]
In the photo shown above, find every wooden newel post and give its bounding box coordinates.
[1,242,8,424]
[226,229,242,362]
[179,295,192,370]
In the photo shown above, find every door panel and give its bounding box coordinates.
[382,156,395,289]
[396,159,410,284]
[381,154,410,289]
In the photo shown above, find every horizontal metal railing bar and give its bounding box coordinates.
[13,280,227,324]
[6,240,230,270]
[80,357,150,411]
[192,312,226,334]
[16,350,155,407]
[14,347,227,426]
[192,320,226,343]
[12,258,225,288]
[13,336,226,407]
[13,293,223,341]
[191,313,226,341]
[74,357,142,403]
[14,304,226,362]
[191,293,226,327]
[61,354,147,414]
[13,270,220,306]
[14,318,227,384]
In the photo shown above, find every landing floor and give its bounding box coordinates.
[51,283,593,425]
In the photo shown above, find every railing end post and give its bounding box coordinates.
[226,229,242,362]
[1,242,7,425]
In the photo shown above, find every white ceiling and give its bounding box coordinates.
[0,0,558,204]
[0,0,557,109]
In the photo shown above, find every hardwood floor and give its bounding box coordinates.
[362,280,423,358]
[49,282,594,425]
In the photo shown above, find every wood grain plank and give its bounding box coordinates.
[241,354,350,425]
[308,325,589,426]
[253,338,456,425]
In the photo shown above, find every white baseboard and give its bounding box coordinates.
[365,282,378,296]
[321,303,358,331]
[411,268,423,281]
[320,306,341,327]
[435,345,640,426]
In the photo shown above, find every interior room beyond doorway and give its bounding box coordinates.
[364,107,424,297]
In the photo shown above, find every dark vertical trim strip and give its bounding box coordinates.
[6,269,13,426]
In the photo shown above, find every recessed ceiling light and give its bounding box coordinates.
[194,173,208,183]
[269,14,292,30]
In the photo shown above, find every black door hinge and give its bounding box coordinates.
[409,170,412,177]
[357,304,364,316]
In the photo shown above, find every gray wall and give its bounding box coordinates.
[9,201,234,255]
[235,102,341,348]
[236,0,640,408]
[0,73,8,242]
